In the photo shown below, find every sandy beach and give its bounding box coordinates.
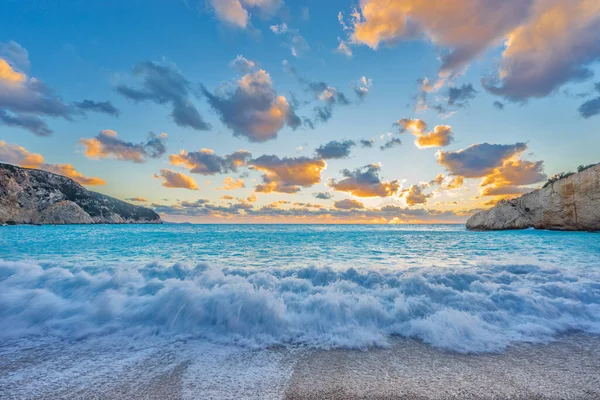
[2,333,600,400]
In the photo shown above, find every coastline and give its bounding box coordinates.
[2,334,599,400]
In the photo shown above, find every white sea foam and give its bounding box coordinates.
[1,260,599,353]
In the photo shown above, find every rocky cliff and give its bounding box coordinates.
[0,163,161,225]
[466,163,600,231]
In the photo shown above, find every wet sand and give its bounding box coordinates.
[1,334,600,399]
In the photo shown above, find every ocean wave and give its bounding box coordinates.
[1,260,599,353]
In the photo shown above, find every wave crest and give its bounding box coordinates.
[1,260,599,353]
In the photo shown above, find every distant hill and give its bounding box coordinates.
[0,163,161,225]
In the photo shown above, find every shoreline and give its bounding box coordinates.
[2,333,599,400]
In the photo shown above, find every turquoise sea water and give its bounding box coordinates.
[1,224,600,353]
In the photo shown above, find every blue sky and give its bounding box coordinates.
[1,0,599,222]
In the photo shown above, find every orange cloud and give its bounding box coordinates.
[0,59,26,83]
[0,141,105,186]
[414,125,453,148]
[223,177,245,190]
[479,159,546,197]
[80,130,167,163]
[155,169,199,190]
[403,184,432,205]
[251,155,326,194]
[334,199,365,209]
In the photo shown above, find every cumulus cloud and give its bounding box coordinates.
[482,0,600,101]
[207,0,282,28]
[152,197,472,223]
[330,164,400,197]
[334,199,365,209]
[250,155,326,193]
[314,192,333,200]
[202,69,300,142]
[578,83,600,118]
[154,169,199,190]
[336,37,353,57]
[447,84,477,107]
[116,61,210,131]
[359,139,374,148]
[74,100,120,117]
[479,159,547,196]
[0,110,52,137]
[493,101,505,110]
[0,141,105,186]
[380,137,402,151]
[270,23,309,57]
[353,76,372,100]
[222,177,245,190]
[343,1,600,103]
[414,125,454,148]
[229,55,256,74]
[283,61,352,126]
[396,118,453,148]
[437,142,527,178]
[315,140,356,159]
[169,148,252,175]
[403,184,432,205]
[80,130,167,163]
[0,54,75,135]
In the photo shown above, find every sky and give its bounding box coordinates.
[1,0,599,223]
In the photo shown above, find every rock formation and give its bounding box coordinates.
[467,163,599,231]
[0,163,161,225]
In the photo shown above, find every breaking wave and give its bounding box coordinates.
[1,260,599,353]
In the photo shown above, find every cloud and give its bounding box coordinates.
[229,55,256,74]
[116,61,210,131]
[314,192,333,200]
[80,130,167,163]
[344,1,600,102]
[445,176,464,190]
[336,38,353,57]
[479,159,546,196]
[482,1,600,101]
[354,76,372,99]
[0,55,74,135]
[202,69,300,142]
[152,197,474,223]
[154,169,198,190]
[0,40,30,71]
[0,110,52,136]
[579,97,600,118]
[74,100,120,117]
[207,0,282,28]
[169,148,252,175]
[447,84,477,107]
[397,118,453,148]
[126,197,148,202]
[315,140,356,159]
[380,137,402,151]
[437,142,527,178]
[0,141,105,186]
[330,164,400,197]
[359,139,374,148]
[250,155,326,193]
[578,84,600,118]
[403,184,432,205]
[223,177,245,190]
[345,0,530,79]
[414,125,454,148]
[270,23,309,57]
[283,61,352,126]
[493,101,505,110]
[334,199,365,209]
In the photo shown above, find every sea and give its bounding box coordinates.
[1,224,600,399]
